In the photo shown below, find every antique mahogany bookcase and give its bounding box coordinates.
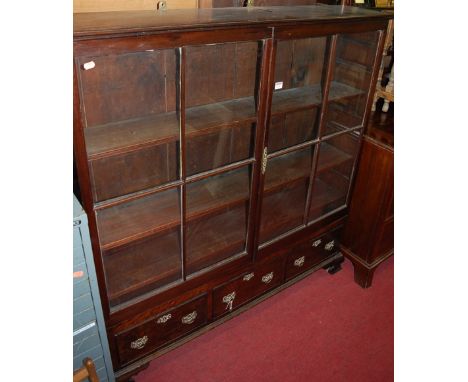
[73,5,392,380]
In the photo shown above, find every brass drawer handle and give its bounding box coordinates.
[261,272,274,284]
[156,313,172,324]
[223,291,236,311]
[312,239,322,247]
[130,335,148,350]
[243,272,254,281]
[325,240,335,251]
[294,256,305,267]
[181,311,197,325]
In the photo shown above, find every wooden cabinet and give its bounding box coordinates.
[73,6,391,380]
[340,107,394,287]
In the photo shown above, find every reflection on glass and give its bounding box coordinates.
[269,37,327,151]
[186,166,252,274]
[308,132,360,222]
[95,187,182,307]
[322,31,379,136]
[260,146,316,244]
[78,49,180,202]
[185,42,260,175]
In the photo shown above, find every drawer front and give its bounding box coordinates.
[213,257,284,319]
[286,227,342,280]
[115,294,208,365]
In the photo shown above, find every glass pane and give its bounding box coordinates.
[269,37,327,151]
[322,31,379,136]
[259,146,316,244]
[185,42,261,176]
[186,166,252,274]
[77,49,180,202]
[308,131,360,222]
[95,187,182,307]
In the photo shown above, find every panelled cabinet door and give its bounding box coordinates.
[259,29,381,246]
[308,30,380,222]
[75,49,183,308]
[76,37,267,308]
[78,50,181,202]
[184,40,263,275]
[259,36,327,245]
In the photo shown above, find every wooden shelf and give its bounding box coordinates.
[106,175,347,302]
[85,82,361,161]
[335,57,372,74]
[98,167,250,251]
[108,208,248,305]
[260,183,307,244]
[97,141,353,251]
[186,167,250,221]
[97,188,181,250]
[105,229,182,305]
[85,96,256,160]
[264,149,312,194]
[317,143,353,173]
[325,101,364,131]
[186,96,256,135]
[271,81,364,116]
[85,112,179,160]
[186,206,247,275]
[308,177,347,219]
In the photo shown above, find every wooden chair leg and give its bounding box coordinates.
[73,357,99,382]
[84,357,100,382]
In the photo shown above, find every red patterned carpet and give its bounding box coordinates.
[136,257,394,382]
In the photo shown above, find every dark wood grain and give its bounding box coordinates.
[212,255,284,318]
[341,124,393,287]
[285,226,342,280]
[104,228,182,306]
[73,8,390,379]
[77,50,176,128]
[344,136,393,256]
[74,6,393,38]
[115,294,208,366]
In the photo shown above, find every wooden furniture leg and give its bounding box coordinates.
[73,357,100,382]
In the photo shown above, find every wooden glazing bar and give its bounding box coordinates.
[246,38,273,259]
[303,142,320,225]
[304,35,337,223]
[343,28,387,213]
[179,46,187,281]
[251,34,277,260]
[185,158,255,184]
[320,124,362,143]
[267,139,318,160]
[94,180,184,211]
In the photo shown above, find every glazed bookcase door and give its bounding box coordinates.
[322,31,380,137]
[308,30,380,222]
[75,48,183,308]
[258,36,327,245]
[77,50,181,202]
[183,41,263,275]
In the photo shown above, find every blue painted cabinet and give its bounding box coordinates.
[74,196,114,382]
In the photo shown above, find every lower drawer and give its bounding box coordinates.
[115,294,208,365]
[286,227,342,281]
[212,257,284,319]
